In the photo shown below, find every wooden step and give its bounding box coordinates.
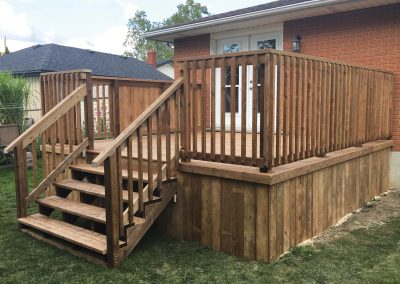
[70,164,149,182]
[54,179,138,203]
[36,196,106,224]
[18,213,125,255]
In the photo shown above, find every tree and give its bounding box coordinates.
[124,0,210,61]
[3,36,10,55]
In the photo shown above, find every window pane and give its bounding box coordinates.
[223,43,241,53]
[225,87,239,113]
[225,66,240,85]
[257,39,276,49]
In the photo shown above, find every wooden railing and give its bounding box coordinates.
[178,49,394,171]
[91,78,183,265]
[5,70,93,218]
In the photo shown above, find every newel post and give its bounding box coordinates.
[84,71,94,150]
[104,152,121,267]
[14,143,28,220]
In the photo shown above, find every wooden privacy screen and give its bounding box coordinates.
[178,49,394,170]
[91,77,172,139]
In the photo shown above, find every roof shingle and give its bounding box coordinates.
[0,43,172,80]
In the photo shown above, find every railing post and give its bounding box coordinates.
[84,72,94,150]
[14,143,28,220]
[104,153,121,267]
[180,62,190,162]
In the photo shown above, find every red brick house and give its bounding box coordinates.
[145,0,400,185]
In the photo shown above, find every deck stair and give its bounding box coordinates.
[18,160,176,266]
[8,71,183,267]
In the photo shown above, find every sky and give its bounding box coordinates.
[0,0,272,55]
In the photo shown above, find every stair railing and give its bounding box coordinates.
[5,70,94,219]
[91,78,183,267]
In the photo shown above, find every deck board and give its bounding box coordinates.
[18,213,125,254]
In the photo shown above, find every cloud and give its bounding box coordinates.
[115,0,138,19]
[63,25,127,55]
[0,1,32,39]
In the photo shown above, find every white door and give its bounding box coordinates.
[246,33,282,132]
[215,33,282,132]
[215,37,247,131]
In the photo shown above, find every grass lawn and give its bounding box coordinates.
[0,164,399,283]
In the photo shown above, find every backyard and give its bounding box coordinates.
[0,164,399,283]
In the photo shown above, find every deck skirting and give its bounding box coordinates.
[157,140,392,262]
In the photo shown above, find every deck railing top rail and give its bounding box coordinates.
[177,48,394,75]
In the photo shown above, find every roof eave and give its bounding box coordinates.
[144,0,345,41]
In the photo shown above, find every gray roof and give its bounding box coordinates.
[151,0,311,32]
[0,43,172,80]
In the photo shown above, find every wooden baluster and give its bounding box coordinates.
[59,74,65,158]
[69,73,76,148]
[182,61,190,161]
[113,80,121,137]
[156,108,163,191]
[275,55,282,165]
[241,55,247,163]
[147,117,153,201]
[14,143,28,219]
[325,63,332,153]
[220,58,226,162]
[251,54,258,165]
[41,131,47,190]
[75,73,82,144]
[330,64,336,152]
[174,89,180,169]
[137,127,144,212]
[301,58,307,159]
[289,56,295,162]
[312,61,318,156]
[116,147,123,235]
[320,62,326,156]
[230,56,237,162]
[102,84,107,137]
[293,58,301,161]
[268,53,276,169]
[104,152,121,267]
[262,53,271,170]
[306,59,312,158]
[84,72,94,150]
[166,99,171,180]
[211,58,216,161]
[191,61,197,158]
[127,136,134,224]
[96,84,101,135]
[283,55,289,164]
[32,139,38,188]
[109,83,114,138]
[201,60,206,159]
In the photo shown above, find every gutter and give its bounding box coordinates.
[144,0,350,40]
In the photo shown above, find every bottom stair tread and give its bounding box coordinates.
[18,213,125,255]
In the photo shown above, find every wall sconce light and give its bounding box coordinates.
[292,36,301,52]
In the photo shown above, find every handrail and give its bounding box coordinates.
[91,77,184,167]
[5,84,87,153]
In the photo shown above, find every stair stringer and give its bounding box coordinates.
[120,180,177,259]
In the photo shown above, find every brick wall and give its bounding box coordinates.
[283,4,400,150]
[174,34,211,128]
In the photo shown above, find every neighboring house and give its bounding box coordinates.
[157,60,174,79]
[0,43,171,122]
[145,0,400,186]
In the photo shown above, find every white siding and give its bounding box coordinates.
[25,76,42,123]
[157,64,174,79]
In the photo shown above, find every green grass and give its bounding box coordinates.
[0,165,400,283]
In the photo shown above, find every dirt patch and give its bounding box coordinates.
[305,188,400,245]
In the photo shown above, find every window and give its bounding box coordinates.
[257,39,277,50]
[223,43,241,53]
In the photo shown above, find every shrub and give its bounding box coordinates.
[0,72,30,132]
